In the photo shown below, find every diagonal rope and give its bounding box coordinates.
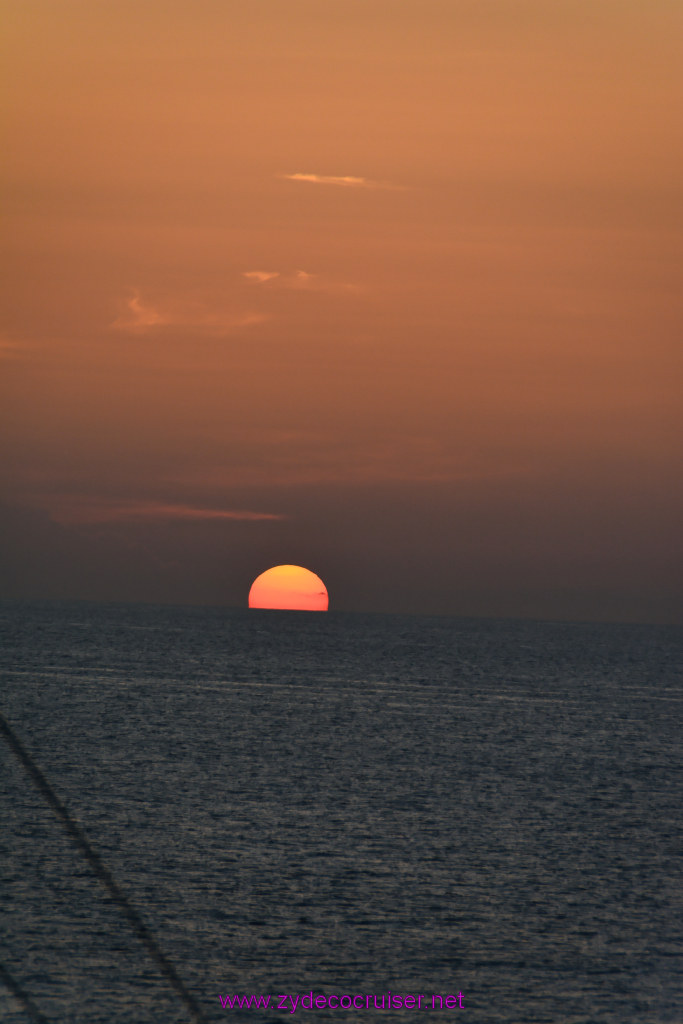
[0,712,209,1024]
[0,960,51,1024]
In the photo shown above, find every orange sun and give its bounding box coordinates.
[248,565,329,611]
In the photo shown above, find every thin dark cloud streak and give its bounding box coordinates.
[28,496,286,526]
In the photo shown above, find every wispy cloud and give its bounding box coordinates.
[291,270,314,287]
[112,290,268,334]
[282,172,402,190]
[242,271,280,283]
[112,291,170,331]
[242,269,361,294]
[39,496,285,526]
[285,269,361,293]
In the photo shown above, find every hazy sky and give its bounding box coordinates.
[2,0,681,621]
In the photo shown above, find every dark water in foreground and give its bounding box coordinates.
[1,601,681,1023]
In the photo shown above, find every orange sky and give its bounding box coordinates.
[2,0,681,621]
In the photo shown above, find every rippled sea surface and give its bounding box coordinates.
[1,601,682,1023]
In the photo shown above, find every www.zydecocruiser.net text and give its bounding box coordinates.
[219,992,466,1012]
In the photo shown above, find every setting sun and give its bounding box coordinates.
[248,565,329,611]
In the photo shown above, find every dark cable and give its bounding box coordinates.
[0,712,209,1024]
[0,960,51,1023]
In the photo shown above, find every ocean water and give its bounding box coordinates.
[1,600,681,1024]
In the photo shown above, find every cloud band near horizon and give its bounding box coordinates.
[30,497,286,526]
